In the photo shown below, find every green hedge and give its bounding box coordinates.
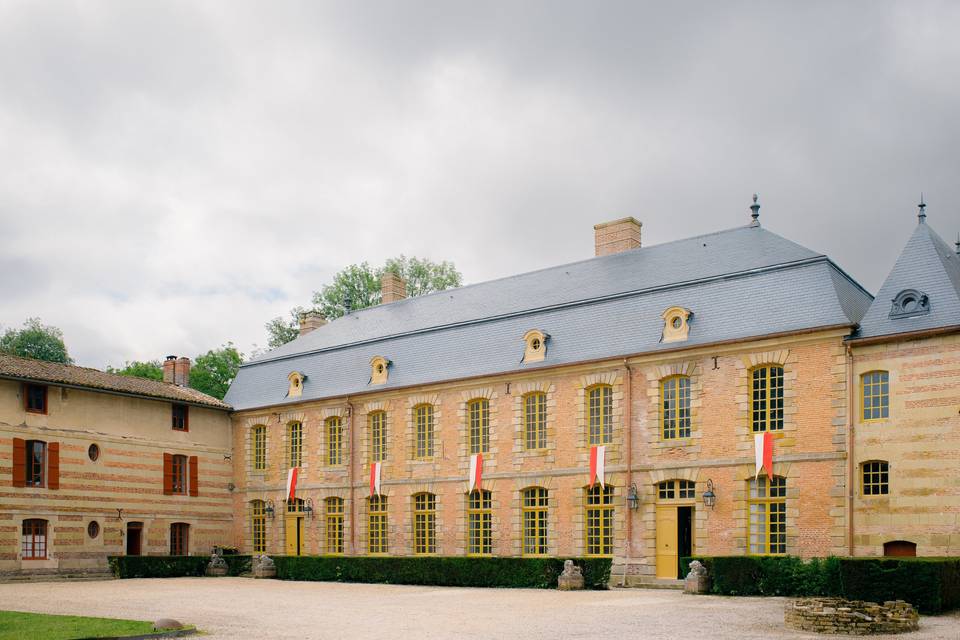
[272,556,611,589]
[687,556,960,614]
[108,555,252,579]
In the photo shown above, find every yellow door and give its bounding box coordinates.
[655,506,678,579]
[285,516,302,556]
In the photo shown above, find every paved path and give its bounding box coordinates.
[0,578,957,639]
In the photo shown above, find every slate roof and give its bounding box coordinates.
[227,223,872,411]
[0,353,231,410]
[854,219,960,341]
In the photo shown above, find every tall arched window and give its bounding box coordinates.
[413,493,436,554]
[326,417,343,466]
[750,366,784,432]
[251,500,266,553]
[21,519,47,560]
[522,487,548,556]
[368,495,388,554]
[325,497,344,554]
[661,376,691,440]
[252,425,267,471]
[466,489,492,556]
[861,371,889,421]
[748,475,786,555]
[414,405,434,460]
[584,485,614,556]
[287,422,303,468]
[523,392,547,450]
[587,384,613,445]
[467,399,490,455]
[369,411,387,463]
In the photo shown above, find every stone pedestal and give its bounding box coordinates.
[683,560,711,594]
[557,560,585,591]
[205,548,228,577]
[253,555,277,579]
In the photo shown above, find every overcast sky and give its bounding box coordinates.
[1,1,958,369]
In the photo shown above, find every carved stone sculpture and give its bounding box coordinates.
[558,560,585,590]
[205,547,228,577]
[253,554,277,579]
[683,560,710,594]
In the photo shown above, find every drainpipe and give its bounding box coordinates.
[845,346,855,556]
[621,360,633,587]
[347,397,356,555]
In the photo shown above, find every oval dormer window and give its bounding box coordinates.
[890,289,930,319]
[522,330,548,363]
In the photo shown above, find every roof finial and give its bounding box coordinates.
[918,193,926,224]
[955,232,959,256]
[749,193,761,227]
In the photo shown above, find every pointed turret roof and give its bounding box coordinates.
[855,218,960,340]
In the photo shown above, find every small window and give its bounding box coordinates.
[24,384,47,414]
[287,371,305,398]
[657,479,696,500]
[87,521,100,539]
[862,461,889,496]
[170,522,189,555]
[26,440,46,488]
[172,404,189,431]
[87,444,100,462]
[171,454,188,495]
[660,306,692,343]
[370,357,390,385]
[890,289,930,318]
[522,330,548,363]
[21,519,48,559]
[861,371,889,421]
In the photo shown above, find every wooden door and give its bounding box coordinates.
[285,516,302,556]
[655,506,678,579]
[126,522,143,556]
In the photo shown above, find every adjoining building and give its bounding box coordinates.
[0,354,232,577]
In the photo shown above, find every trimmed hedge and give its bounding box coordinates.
[108,555,252,579]
[686,556,960,614]
[272,556,612,589]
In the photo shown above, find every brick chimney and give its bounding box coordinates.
[298,310,327,337]
[594,217,642,256]
[174,357,191,387]
[163,356,176,384]
[381,272,407,304]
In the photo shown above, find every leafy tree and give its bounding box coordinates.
[107,360,163,381]
[0,318,73,364]
[189,343,243,400]
[264,256,463,348]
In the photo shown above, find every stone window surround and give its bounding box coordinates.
[318,407,349,471]
[241,416,270,476]
[360,401,392,465]
[730,462,799,556]
[734,350,797,450]
[509,475,561,557]
[456,387,498,474]
[645,361,702,451]
[407,483,444,555]
[575,371,625,468]
[511,381,558,468]
[405,394,442,463]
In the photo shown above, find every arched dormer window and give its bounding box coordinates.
[522,330,548,363]
[370,356,390,385]
[661,306,692,343]
[890,289,930,319]
[287,371,305,398]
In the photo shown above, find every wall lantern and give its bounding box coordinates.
[626,483,641,510]
[303,498,315,519]
[702,479,717,509]
[264,500,276,519]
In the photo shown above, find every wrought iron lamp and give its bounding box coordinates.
[626,483,641,510]
[264,500,276,519]
[702,479,717,509]
[303,498,315,519]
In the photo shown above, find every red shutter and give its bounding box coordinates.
[47,442,60,490]
[163,453,173,495]
[188,456,199,497]
[12,438,25,488]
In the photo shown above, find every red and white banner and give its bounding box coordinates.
[468,453,483,492]
[754,432,774,480]
[369,462,382,496]
[589,445,606,488]
[286,467,299,500]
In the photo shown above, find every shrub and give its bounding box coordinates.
[271,556,611,589]
[108,555,253,579]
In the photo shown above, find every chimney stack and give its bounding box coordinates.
[163,356,176,384]
[381,271,407,304]
[298,310,327,337]
[594,217,642,256]
[174,357,191,387]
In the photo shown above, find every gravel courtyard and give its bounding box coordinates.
[0,578,957,639]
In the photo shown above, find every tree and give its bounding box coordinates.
[107,360,163,381]
[190,343,243,400]
[0,318,73,364]
[264,256,464,348]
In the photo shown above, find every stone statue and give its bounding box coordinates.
[205,547,228,577]
[558,560,585,590]
[683,560,710,594]
[253,554,276,579]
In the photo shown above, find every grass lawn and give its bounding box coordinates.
[0,610,167,639]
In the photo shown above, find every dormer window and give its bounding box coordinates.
[890,289,930,319]
[287,371,306,398]
[370,356,390,385]
[522,330,548,363]
[661,306,692,343]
